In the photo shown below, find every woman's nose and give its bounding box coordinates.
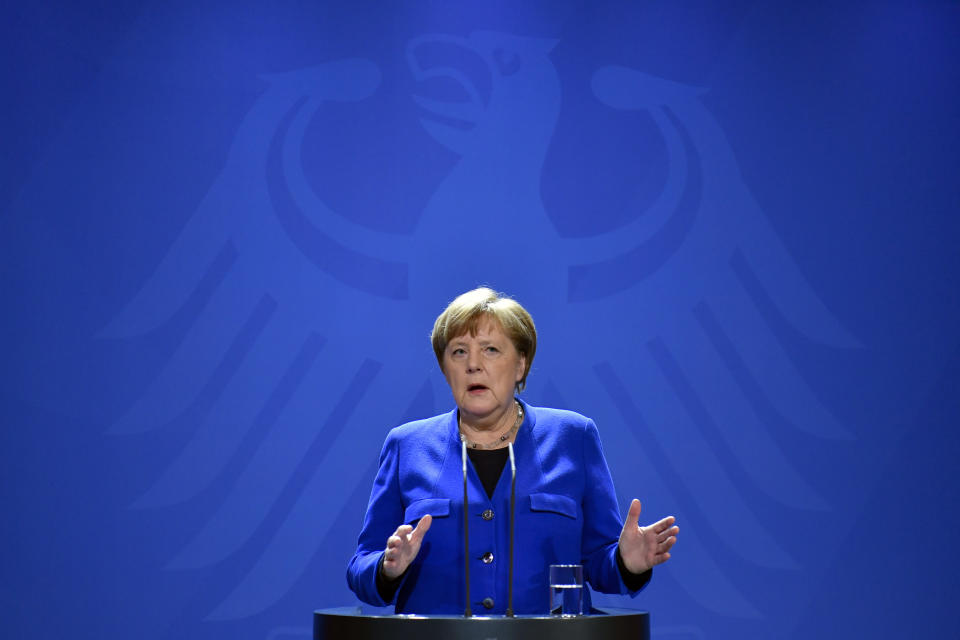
[466,351,482,371]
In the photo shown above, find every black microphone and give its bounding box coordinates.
[506,441,516,617]
[462,440,472,617]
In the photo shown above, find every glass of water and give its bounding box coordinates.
[549,564,584,616]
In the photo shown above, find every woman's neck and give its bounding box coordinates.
[459,400,521,449]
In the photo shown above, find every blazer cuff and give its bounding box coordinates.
[375,553,406,603]
[615,545,653,592]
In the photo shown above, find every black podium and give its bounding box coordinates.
[314,607,649,640]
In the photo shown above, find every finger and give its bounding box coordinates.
[386,535,402,549]
[384,546,396,562]
[410,514,432,543]
[381,552,402,579]
[625,499,642,528]
[649,515,676,534]
[656,526,680,543]
[659,536,677,553]
[397,524,414,537]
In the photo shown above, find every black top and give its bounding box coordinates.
[467,447,510,498]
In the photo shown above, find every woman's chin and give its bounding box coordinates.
[458,398,502,423]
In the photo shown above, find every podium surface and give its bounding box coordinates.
[314,606,649,640]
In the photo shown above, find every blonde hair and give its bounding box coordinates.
[431,287,537,392]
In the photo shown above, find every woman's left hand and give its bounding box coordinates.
[618,499,679,574]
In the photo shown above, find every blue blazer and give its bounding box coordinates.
[346,399,647,614]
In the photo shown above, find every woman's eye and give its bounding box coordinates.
[485,346,499,354]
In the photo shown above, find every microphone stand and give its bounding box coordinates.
[462,441,472,617]
[506,442,516,617]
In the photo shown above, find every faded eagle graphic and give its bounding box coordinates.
[104,31,857,621]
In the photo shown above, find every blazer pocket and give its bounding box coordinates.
[404,498,451,524]
[529,493,578,519]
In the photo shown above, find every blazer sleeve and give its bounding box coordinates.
[346,429,405,606]
[579,419,648,595]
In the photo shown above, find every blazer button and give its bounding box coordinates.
[481,509,494,521]
[481,551,494,564]
[482,597,495,610]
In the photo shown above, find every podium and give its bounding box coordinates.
[314,607,649,640]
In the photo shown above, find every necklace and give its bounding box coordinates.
[459,401,523,450]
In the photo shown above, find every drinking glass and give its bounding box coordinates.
[549,564,584,616]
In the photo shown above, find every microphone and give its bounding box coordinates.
[462,440,472,617]
[506,442,516,617]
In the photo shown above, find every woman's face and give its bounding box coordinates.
[442,317,526,428]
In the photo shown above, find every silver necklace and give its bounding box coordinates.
[459,401,523,450]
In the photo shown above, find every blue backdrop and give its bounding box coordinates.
[3,2,959,638]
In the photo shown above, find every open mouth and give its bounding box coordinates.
[467,384,489,393]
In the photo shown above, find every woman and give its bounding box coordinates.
[346,288,678,614]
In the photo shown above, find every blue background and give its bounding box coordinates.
[2,1,959,638]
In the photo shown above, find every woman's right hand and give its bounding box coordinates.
[381,514,432,580]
